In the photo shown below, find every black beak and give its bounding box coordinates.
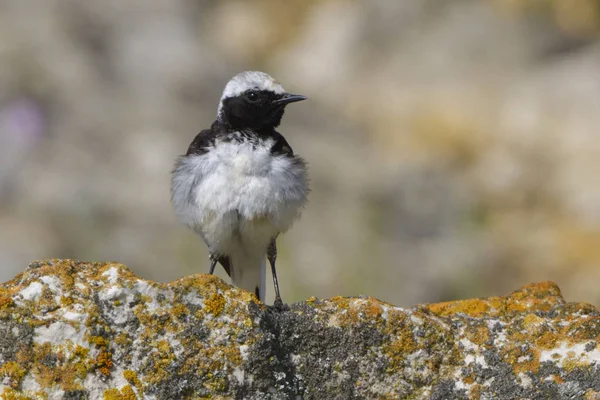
[273,93,307,106]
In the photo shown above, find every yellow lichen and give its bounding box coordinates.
[522,314,545,330]
[222,345,242,366]
[123,370,143,395]
[60,296,73,307]
[464,324,490,346]
[0,361,27,389]
[0,387,35,400]
[584,389,600,399]
[171,303,189,319]
[5,260,599,398]
[383,329,419,371]
[29,340,93,392]
[562,351,590,372]
[157,340,171,354]
[194,309,205,320]
[114,333,131,347]
[142,340,176,385]
[203,377,228,392]
[89,336,109,347]
[564,315,600,344]
[535,331,560,350]
[103,386,137,400]
[139,295,152,304]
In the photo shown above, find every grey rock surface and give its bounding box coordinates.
[1,260,600,399]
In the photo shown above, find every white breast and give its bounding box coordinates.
[171,136,308,254]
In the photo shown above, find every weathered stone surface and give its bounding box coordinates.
[0,260,599,399]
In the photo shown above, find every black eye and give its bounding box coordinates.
[245,91,259,103]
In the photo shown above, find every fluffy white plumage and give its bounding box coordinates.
[173,135,307,246]
[171,135,308,300]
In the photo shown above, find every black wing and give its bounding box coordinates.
[218,256,231,277]
[270,131,294,157]
[186,128,218,156]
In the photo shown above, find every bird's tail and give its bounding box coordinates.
[229,251,267,302]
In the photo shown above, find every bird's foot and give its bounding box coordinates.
[271,296,289,312]
[208,253,218,275]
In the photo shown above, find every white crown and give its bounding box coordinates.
[218,71,286,116]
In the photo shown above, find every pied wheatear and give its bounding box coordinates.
[171,71,308,306]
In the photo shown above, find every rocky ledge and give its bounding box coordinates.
[0,260,599,399]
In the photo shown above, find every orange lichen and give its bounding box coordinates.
[0,295,14,310]
[469,384,482,399]
[93,349,113,376]
[426,298,492,317]
[501,345,541,375]
[327,297,390,327]
[205,293,226,316]
[426,281,565,318]
[357,298,384,321]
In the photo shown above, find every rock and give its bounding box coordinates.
[0,259,599,399]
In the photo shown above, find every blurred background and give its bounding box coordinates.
[1,0,599,307]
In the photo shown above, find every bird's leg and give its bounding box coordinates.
[208,252,218,275]
[267,237,284,308]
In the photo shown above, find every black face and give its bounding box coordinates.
[221,90,305,131]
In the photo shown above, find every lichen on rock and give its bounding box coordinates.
[0,259,599,399]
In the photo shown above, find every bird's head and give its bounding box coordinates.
[217,71,306,131]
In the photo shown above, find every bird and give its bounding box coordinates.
[171,71,309,306]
